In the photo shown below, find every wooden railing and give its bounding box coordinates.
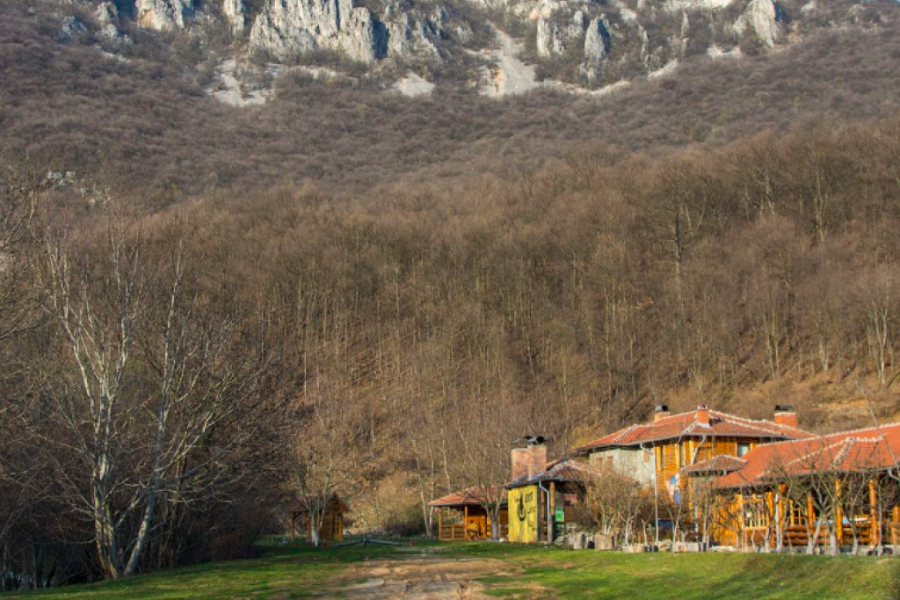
[743,522,876,548]
[438,523,509,541]
[439,524,467,541]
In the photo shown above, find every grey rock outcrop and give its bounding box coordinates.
[59,15,86,41]
[583,16,611,64]
[222,0,246,34]
[383,3,440,59]
[536,16,561,56]
[536,10,587,57]
[135,0,195,31]
[734,0,782,47]
[250,0,381,62]
[250,0,447,63]
[95,1,133,45]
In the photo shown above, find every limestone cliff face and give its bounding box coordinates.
[734,0,783,47]
[536,11,586,57]
[62,0,884,89]
[582,17,611,64]
[222,0,246,34]
[534,7,611,81]
[249,0,446,63]
[135,0,194,31]
[95,1,131,44]
[249,0,378,62]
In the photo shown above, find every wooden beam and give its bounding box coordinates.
[464,505,469,541]
[548,481,556,543]
[836,478,844,546]
[870,479,879,546]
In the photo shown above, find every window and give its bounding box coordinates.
[737,442,751,457]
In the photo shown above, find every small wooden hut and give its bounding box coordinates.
[288,494,350,543]
[506,458,594,544]
[429,488,508,541]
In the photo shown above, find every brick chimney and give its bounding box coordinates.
[774,405,798,428]
[696,404,710,427]
[654,404,670,422]
[511,439,548,482]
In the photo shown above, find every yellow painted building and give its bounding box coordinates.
[507,485,541,544]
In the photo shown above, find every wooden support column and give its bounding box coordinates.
[464,505,469,541]
[836,479,844,546]
[870,479,879,546]
[548,481,556,543]
[737,494,744,548]
[438,508,443,541]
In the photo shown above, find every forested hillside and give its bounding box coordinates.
[4,113,900,587]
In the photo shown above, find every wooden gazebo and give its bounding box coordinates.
[288,494,350,543]
[428,488,508,541]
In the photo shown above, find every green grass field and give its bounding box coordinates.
[7,540,900,600]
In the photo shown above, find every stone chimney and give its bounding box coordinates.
[774,405,798,428]
[696,404,710,427]
[654,404,670,422]
[511,438,548,482]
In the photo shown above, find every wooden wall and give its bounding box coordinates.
[508,486,540,544]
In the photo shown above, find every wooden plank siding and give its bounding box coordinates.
[655,437,751,501]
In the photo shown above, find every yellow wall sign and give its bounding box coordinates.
[507,485,540,544]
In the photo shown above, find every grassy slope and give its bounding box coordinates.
[8,541,900,600]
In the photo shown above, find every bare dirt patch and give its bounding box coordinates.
[277,557,520,599]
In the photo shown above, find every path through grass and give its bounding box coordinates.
[8,540,900,600]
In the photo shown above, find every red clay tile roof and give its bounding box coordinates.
[428,487,505,507]
[684,455,747,475]
[715,422,900,488]
[506,458,598,489]
[576,409,812,453]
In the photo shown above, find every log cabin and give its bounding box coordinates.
[429,488,508,541]
[288,494,349,543]
[712,422,900,550]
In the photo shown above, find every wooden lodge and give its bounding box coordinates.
[710,423,900,551]
[574,404,813,511]
[288,494,349,543]
[429,489,508,541]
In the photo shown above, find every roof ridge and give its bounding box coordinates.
[748,421,900,451]
[613,423,644,443]
[709,410,809,432]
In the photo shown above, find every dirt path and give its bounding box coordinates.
[276,556,517,599]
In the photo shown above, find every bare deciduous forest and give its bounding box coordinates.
[3,0,900,590]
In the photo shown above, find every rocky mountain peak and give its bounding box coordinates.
[43,0,893,91]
